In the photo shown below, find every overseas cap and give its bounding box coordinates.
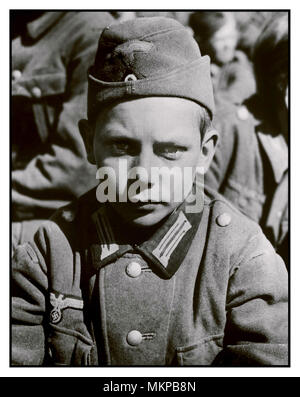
[88,17,214,120]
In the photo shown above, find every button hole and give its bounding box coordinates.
[142,332,156,340]
[141,267,152,272]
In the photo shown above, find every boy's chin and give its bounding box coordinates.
[126,212,167,228]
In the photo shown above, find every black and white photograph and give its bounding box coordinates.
[9,7,290,371]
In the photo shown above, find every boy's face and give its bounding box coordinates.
[209,20,238,66]
[82,97,215,228]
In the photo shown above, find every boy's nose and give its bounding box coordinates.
[132,151,156,187]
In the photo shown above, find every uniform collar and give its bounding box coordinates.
[257,129,288,184]
[89,198,203,279]
[26,12,66,40]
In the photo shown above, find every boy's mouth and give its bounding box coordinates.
[129,201,165,212]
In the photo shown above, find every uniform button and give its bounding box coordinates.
[12,70,22,81]
[237,105,249,121]
[127,330,143,346]
[32,86,42,98]
[126,262,142,278]
[216,213,231,227]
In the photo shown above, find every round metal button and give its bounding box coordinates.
[124,73,137,82]
[32,86,42,98]
[126,262,142,278]
[216,213,231,227]
[127,330,143,346]
[237,105,249,121]
[12,70,22,81]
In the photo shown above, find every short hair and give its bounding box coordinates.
[198,105,213,141]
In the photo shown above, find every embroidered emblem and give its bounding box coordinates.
[49,292,84,324]
[152,211,192,267]
[92,208,119,260]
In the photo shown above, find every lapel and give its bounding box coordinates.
[257,128,288,184]
[89,199,203,279]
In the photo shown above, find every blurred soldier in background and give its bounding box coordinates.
[234,11,287,58]
[205,14,289,267]
[189,11,256,105]
[136,11,192,26]
[109,11,137,22]
[11,11,113,250]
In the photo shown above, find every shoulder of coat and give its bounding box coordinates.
[205,187,261,234]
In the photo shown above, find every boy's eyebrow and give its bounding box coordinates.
[101,135,140,144]
[99,129,190,146]
[154,140,188,146]
[98,125,135,139]
[102,137,190,147]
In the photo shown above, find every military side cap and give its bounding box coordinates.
[88,17,214,120]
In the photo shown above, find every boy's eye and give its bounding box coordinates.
[113,143,129,151]
[159,145,187,160]
[110,142,132,155]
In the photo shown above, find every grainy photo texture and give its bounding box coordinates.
[11,10,289,366]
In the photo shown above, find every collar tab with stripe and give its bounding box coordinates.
[91,204,202,279]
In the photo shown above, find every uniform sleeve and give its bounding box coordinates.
[11,17,103,219]
[214,238,288,366]
[12,243,48,365]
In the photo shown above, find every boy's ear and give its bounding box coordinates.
[78,119,96,164]
[197,129,219,173]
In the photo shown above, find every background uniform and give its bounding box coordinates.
[12,11,113,248]
[206,97,288,241]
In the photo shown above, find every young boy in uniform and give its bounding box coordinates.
[12,17,288,366]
